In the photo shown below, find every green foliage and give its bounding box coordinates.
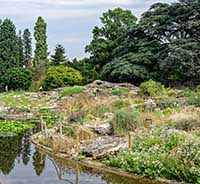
[18,30,24,65]
[39,108,60,128]
[112,109,141,135]
[33,16,48,81]
[42,66,82,90]
[67,57,100,84]
[101,54,150,84]
[184,86,200,107]
[60,86,84,96]
[157,96,181,110]
[84,0,200,85]
[23,28,32,68]
[85,8,137,72]
[95,105,111,117]
[139,80,166,97]
[108,126,200,183]
[111,99,130,109]
[0,19,22,91]
[51,44,68,66]
[5,67,32,90]
[0,121,33,136]
[111,89,130,96]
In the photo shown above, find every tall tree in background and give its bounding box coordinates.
[85,8,137,71]
[33,16,48,81]
[51,44,68,65]
[18,30,24,66]
[23,28,32,68]
[0,19,21,91]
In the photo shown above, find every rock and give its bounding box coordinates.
[87,80,137,90]
[143,99,156,111]
[95,123,112,135]
[83,113,114,135]
[81,136,128,159]
[0,102,5,112]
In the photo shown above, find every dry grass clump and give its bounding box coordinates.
[74,126,95,142]
[58,93,112,122]
[52,135,79,155]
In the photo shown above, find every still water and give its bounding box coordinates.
[0,131,161,184]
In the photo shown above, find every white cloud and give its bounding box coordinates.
[0,0,137,20]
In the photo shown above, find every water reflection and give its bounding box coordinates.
[0,131,31,175]
[0,132,161,184]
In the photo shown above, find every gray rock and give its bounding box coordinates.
[143,99,156,111]
[81,136,127,159]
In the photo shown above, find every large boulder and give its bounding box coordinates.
[81,136,128,159]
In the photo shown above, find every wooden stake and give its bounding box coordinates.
[128,132,132,149]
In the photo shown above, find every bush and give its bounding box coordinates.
[95,105,111,117]
[5,67,32,91]
[111,99,130,109]
[42,66,82,90]
[139,80,166,97]
[184,86,200,107]
[112,109,142,135]
[157,96,181,110]
[108,126,200,183]
[111,89,130,96]
[60,86,84,96]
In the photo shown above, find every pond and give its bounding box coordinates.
[0,131,162,184]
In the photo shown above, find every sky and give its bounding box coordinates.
[0,0,175,59]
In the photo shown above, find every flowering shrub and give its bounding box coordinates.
[108,126,200,183]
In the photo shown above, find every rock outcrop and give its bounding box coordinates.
[81,136,128,159]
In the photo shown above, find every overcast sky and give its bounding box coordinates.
[0,0,175,59]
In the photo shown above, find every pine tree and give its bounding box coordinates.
[33,16,48,80]
[23,28,32,68]
[51,44,67,65]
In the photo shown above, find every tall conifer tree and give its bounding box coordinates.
[33,16,48,80]
[23,28,32,68]
[0,19,20,91]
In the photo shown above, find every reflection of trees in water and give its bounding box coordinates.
[32,150,46,176]
[49,157,157,184]
[0,131,31,175]
[21,131,31,165]
[0,134,23,175]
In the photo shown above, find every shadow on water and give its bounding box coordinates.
[0,131,163,184]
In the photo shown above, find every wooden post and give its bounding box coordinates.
[128,131,133,149]
[76,131,80,152]
[75,162,79,184]
[59,121,62,137]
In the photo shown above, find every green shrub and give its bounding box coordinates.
[108,126,200,183]
[139,80,166,97]
[39,108,60,128]
[5,67,32,91]
[112,99,130,109]
[111,89,130,96]
[184,86,200,107]
[95,105,111,117]
[42,66,82,90]
[157,97,181,109]
[60,86,84,96]
[112,109,142,135]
